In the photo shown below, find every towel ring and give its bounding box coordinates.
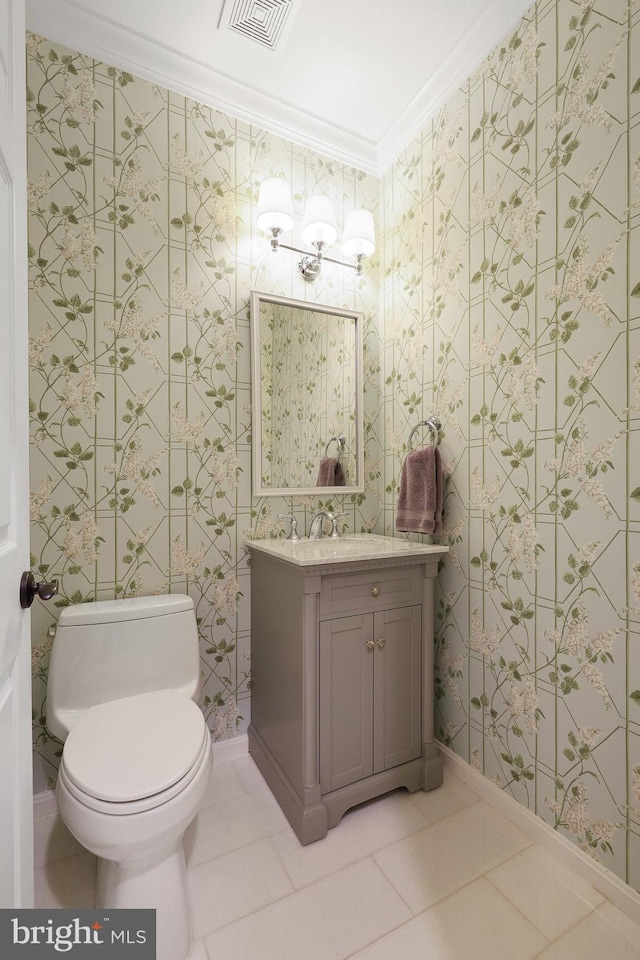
[325,435,346,457]
[407,416,441,450]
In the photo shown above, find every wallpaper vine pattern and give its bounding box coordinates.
[381,0,640,892]
[25,35,380,791]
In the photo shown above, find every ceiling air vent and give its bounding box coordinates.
[219,0,296,51]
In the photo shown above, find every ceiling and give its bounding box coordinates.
[26,0,533,175]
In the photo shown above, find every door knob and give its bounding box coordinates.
[371,586,380,597]
[377,637,386,649]
[366,639,375,651]
[20,571,59,609]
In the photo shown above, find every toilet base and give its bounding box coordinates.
[97,839,190,960]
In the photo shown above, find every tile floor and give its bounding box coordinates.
[35,753,640,960]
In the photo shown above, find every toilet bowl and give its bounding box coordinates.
[47,596,212,960]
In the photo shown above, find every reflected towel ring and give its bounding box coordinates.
[407,416,441,450]
[325,435,346,457]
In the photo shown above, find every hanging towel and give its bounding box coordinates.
[316,456,346,487]
[396,445,443,535]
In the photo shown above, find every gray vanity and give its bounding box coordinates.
[246,534,449,845]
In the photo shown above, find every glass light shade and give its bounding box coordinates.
[301,195,338,248]
[257,177,293,234]
[342,209,375,259]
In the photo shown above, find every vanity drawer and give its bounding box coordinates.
[320,566,422,616]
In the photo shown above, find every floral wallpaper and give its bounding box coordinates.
[25,0,640,900]
[259,302,357,488]
[25,34,380,792]
[381,0,640,893]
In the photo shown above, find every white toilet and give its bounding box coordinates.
[47,594,212,960]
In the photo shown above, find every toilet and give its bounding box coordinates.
[46,594,212,960]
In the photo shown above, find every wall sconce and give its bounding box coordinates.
[257,176,375,282]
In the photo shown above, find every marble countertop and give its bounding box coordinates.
[245,533,449,568]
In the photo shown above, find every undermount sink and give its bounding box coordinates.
[292,536,389,556]
[245,533,448,567]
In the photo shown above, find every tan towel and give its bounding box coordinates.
[396,445,443,535]
[316,456,346,486]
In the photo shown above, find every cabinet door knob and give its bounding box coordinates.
[377,637,385,649]
[366,639,375,651]
[371,585,380,597]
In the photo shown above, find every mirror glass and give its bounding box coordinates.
[250,291,364,497]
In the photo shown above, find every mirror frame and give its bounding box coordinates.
[250,290,365,497]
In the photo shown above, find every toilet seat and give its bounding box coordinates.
[59,689,210,815]
[58,733,210,816]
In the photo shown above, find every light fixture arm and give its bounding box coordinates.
[276,239,365,282]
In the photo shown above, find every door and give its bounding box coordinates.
[0,0,34,908]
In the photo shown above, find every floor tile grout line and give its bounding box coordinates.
[368,829,538,920]
[483,860,605,947]
[195,853,409,950]
[189,787,445,887]
[184,788,292,871]
[188,837,297,942]
[267,803,449,893]
[338,873,545,960]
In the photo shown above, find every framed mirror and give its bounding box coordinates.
[250,291,364,497]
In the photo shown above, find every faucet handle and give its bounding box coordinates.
[328,512,347,539]
[277,514,301,541]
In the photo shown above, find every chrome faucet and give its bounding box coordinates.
[308,510,346,539]
[308,510,330,539]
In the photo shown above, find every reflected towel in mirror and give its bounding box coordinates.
[316,456,346,486]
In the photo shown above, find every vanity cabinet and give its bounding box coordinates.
[246,536,448,845]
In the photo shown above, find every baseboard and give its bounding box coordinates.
[33,735,249,869]
[211,733,248,765]
[33,787,57,820]
[33,786,81,870]
[438,743,640,927]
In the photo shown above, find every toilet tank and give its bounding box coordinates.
[47,594,200,741]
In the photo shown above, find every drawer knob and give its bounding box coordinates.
[366,639,375,651]
[377,637,385,649]
[371,585,380,597]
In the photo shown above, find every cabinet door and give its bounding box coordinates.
[320,614,374,793]
[373,605,422,773]
[320,605,422,795]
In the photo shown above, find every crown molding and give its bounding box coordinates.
[27,0,533,178]
[375,0,534,171]
[26,0,380,174]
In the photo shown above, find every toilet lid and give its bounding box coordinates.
[62,690,207,802]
